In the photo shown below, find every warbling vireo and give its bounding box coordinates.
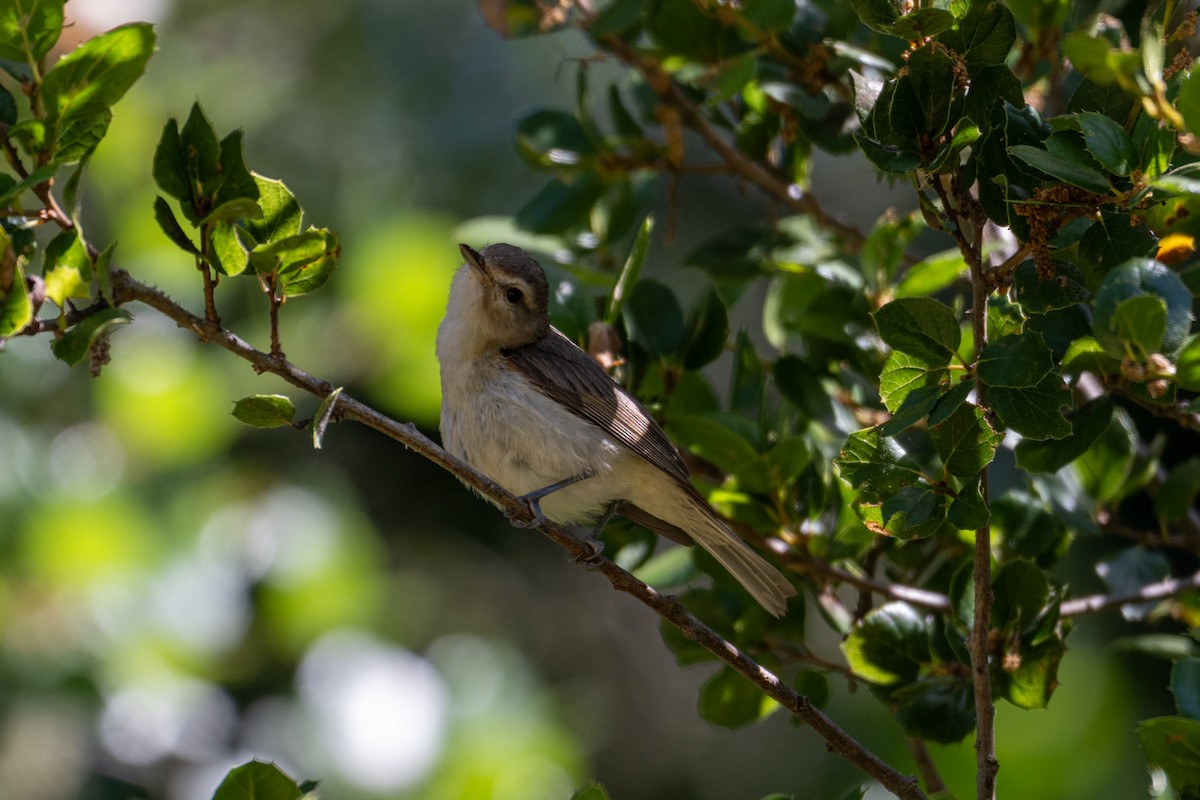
[436,243,796,616]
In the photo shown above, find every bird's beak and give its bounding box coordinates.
[459,244,488,280]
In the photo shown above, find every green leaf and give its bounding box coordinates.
[245,175,302,246]
[1177,335,1200,390]
[848,0,899,35]
[632,545,697,588]
[41,23,155,127]
[1011,259,1089,313]
[878,384,942,437]
[874,297,961,364]
[1014,395,1113,473]
[1180,68,1200,136]
[739,0,797,34]
[202,197,263,226]
[895,248,966,298]
[1138,717,1200,796]
[1171,658,1200,720]
[41,228,92,307]
[932,402,1001,478]
[278,229,339,297]
[991,490,1066,560]
[894,676,976,743]
[1061,335,1121,377]
[606,215,651,324]
[1156,458,1200,524]
[1077,215,1157,285]
[231,395,296,429]
[215,129,260,207]
[624,279,684,361]
[699,666,774,728]
[774,356,835,421]
[991,560,1049,633]
[668,415,757,475]
[1000,635,1064,710]
[311,386,344,450]
[1112,294,1167,360]
[571,784,612,800]
[0,0,63,63]
[988,372,1071,440]
[976,331,1054,388]
[1008,144,1111,194]
[682,288,728,370]
[907,45,957,136]
[0,162,60,207]
[515,174,603,233]
[647,0,746,62]
[879,350,945,413]
[939,0,1016,71]
[50,307,131,366]
[842,602,931,685]
[1092,259,1192,358]
[591,0,644,37]
[209,220,248,277]
[881,483,946,540]
[153,196,199,254]
[55,108,110,163]
[515,108,596,169]
[889,8,956,40]
[948,478,989,529]
[180,102,222,211]
[0,259,32,337]
[1097,548,1170,621]
[153,117,190,204]
[0,84,15,125]
[836,428,923,495]
[212,761,303,800]
[1074,111,1135,176]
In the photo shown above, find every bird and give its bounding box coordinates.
[436,242,796,616]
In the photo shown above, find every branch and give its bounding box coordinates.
[1060,569,1200,618]
[107,267,927,800]
[791,555,953,615]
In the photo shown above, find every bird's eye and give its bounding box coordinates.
[505,287,524,304]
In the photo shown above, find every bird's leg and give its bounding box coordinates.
[574,500,618,565]
[507,468,596,529]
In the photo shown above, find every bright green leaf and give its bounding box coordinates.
[931,402,1001,478]
[212,760,303,800]
[231,394,296,429]
[842,602,931,685]
[40,23,155,126]
[836,428,924,495]
[0,0,63,63]
[50,307,131,366]
[1171,658,1200,720]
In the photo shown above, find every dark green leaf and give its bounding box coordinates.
[699,666,772,728]
[55,109,110,163]
[991,560,1049,633]
[1137,717,1200,796]
[874,297,961,364]
[932,402,1001,477]
[0,0,63,62]
[848,0,899,35]
[40,23,155,126]
[571,783,612,800]
[963,64,1023,126]
[1008,144,1110,194]
[682,288,728,369]
[153,196,199,254]
[515,174,603,233]
[1011,259,1089,313]
[878,384,942,437]
[881,483,946,540]
[623,278,685,361]
[774,356,835,421]
[0,84,15,125]
[928,378,974,426]
[836,428,923,495]
[889,8,956,40]
[180,102,222,210]
[907,45,957,136]
[1015,396,1113,473]
[988,373,1071,440]
[606,84,643,139]
[794,670,830,708]
[215,130,260,206]
[0,162,60,207]
[842,602,931,685]
[212,761,303,800]
[231,394,296,429]
[1074,111,1135,176]
[948,478,990,529]
[591,0,645,37]
[1092,259,1192,358]
[515,109,596,169]
[153,117,190,204]
[50,307,131,366]
[244,175,302,246]
[647,0,747,62]
[894,676,976,743]
[977,331,1054,388]
[1156,458,1200,524]
[1076,215,1157,286]
[203,197,263,226]
[939,0,1016,71]
[1171,658,1200,720]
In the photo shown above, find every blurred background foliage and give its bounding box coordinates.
[0,1,1197,799]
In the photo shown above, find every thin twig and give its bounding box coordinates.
[1060,569,1200,618]
[791,555,953,615]
[107,267,927,800]
[905,736,947,795]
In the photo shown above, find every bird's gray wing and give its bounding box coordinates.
[501,328,691,484]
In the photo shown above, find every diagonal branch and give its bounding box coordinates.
[107,267,926,800]
[1060,569,1200,618]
